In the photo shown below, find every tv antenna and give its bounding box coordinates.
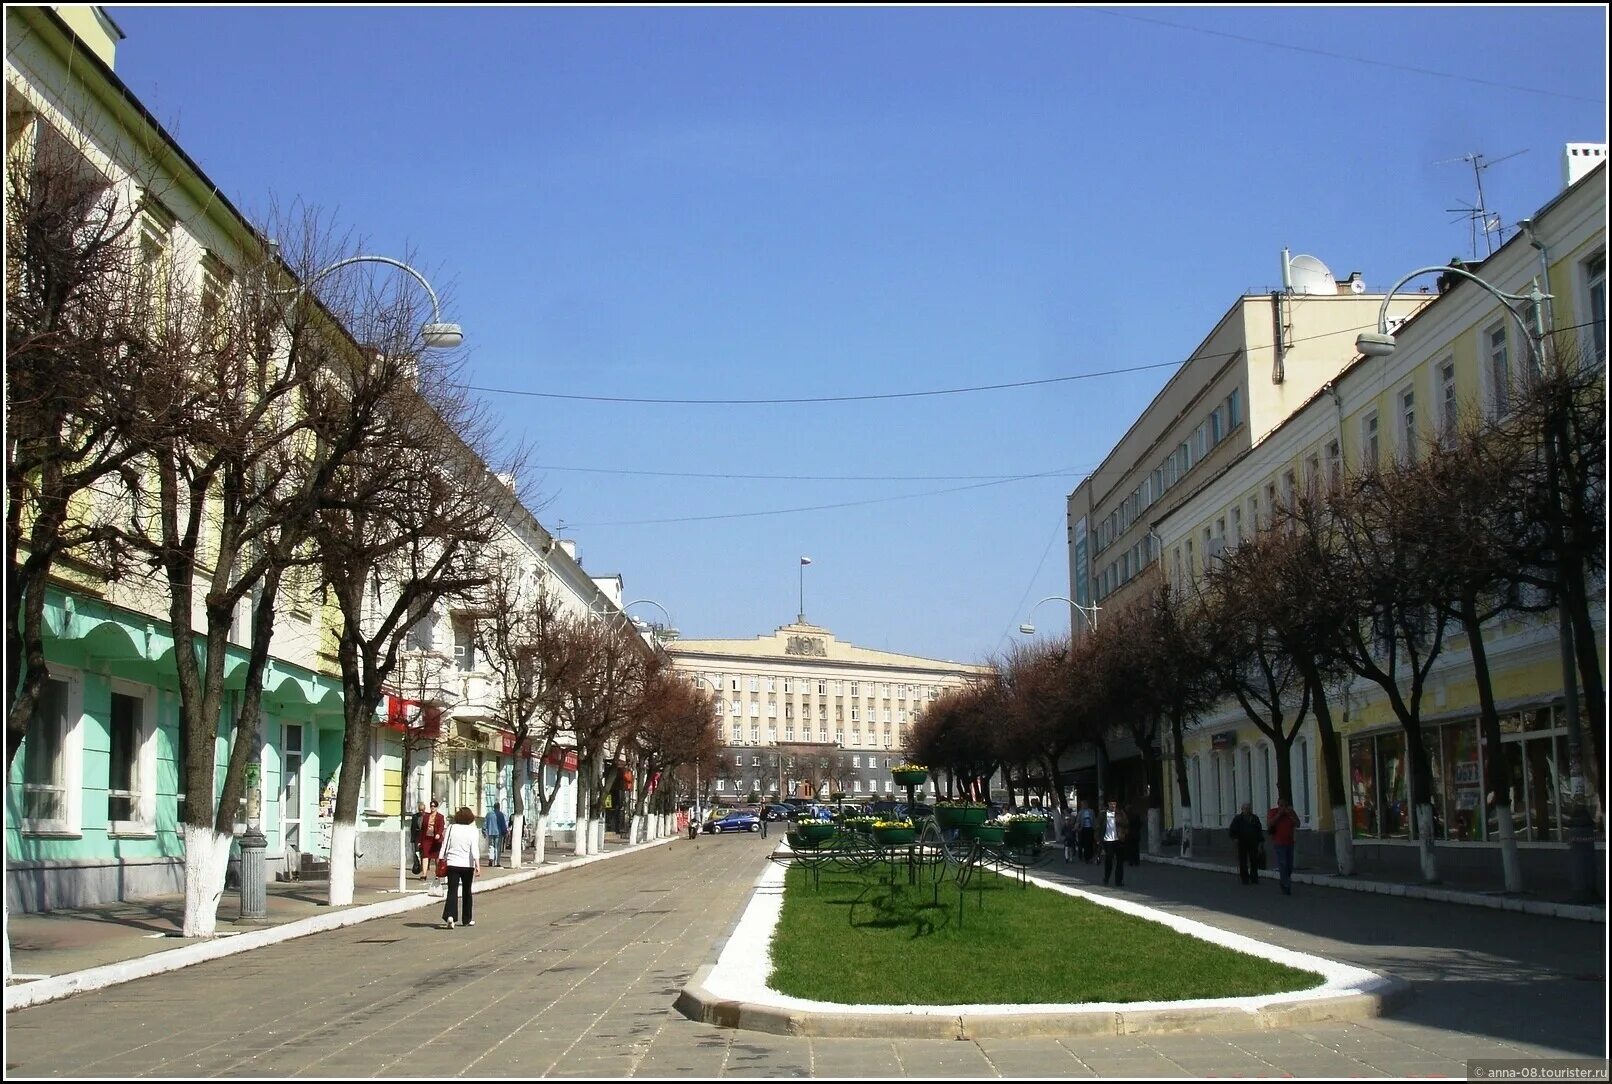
[1437,149,1527,260]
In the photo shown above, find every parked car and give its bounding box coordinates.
[758,804,791,821]
[706,810,760,834]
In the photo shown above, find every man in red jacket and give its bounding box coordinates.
[1266,796,1300,896]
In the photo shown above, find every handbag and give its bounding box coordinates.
[436,857,449,879]
[412,847,423,876]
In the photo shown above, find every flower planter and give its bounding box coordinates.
[933,804,989,829]
[1004,821,1047,846]
[963,824,1005,844]
[891,768,929,787]
[796,821,836,843]
[872,827,916,846]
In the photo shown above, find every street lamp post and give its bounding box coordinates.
[244,251,462,912]
[1359,267,1597,904]
[1018,595,1100,637]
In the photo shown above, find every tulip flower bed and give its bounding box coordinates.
[767,864,1321,1006]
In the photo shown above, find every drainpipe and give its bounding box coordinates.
[1324,381,1345,473]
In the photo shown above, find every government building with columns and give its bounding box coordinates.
[664,621,991,802]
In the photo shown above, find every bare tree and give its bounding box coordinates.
[1323,463,1453,883]
[6,119,149,767]
[470,557,577,866]
[556,617,651,855]
[303,262,514,906]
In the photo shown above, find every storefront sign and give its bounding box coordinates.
[1211,730,1237,750]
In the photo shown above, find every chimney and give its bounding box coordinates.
[557,539,577,563]
[1562,143,1607,189]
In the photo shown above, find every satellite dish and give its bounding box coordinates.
[1288,254,1337,296]
[1350,278,1366,294]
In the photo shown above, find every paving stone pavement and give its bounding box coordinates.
[3,834,1605,1077]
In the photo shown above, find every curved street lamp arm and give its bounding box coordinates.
[624,599,675,628]
[298,254,448,324]
[1375,265,1551,362]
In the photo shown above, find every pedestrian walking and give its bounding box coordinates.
[1267,796,1301,895]
[1100,797,1129,887]
[1228,802,1264,885]
[760,805,769,838]
[1061,810,1077,862]
[485,802,508,867]
[409,801,425,876]
[1078,800,1097,864]
[440,806,481,929]
[419,799,446,892]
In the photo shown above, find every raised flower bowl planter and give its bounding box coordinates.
[963,824,1006,844]
[1004,818,1049,845]
[872,826,917,846]
[933,803,990,829]
[891,766,929,788]
[795,821,836,844]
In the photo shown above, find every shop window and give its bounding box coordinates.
[108,685,156,831]
[1443,722,1483,841]
[1349,736,1377,838]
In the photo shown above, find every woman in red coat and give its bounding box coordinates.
[418,799,446,891]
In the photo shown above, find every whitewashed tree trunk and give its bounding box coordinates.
[1497,804,1524,893]
[533,811,549,865]
[510,812,525,869]
[1331,803,1354,876]
[327,821,357,907]
[181,825,233,938]
[591,817,605,854]
[1147,808,1162,856]
[1415,802,1440,882]
[573,772,590,857]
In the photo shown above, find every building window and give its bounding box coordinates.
[750,724,759,743]
[22,676,78,830]
[1439,360,1458,445]
[765,676,775,692]
[1230,507,1243,546]
[1227,387,1241,429]
[748,676,759,692]
[1362,411,1380,471]
[452,619,476,671]
[784,725,794,741]
[819,727,828,742]
[1326,438,1343,490]
[1584,251,1606,366]
[108,685,156,831]
[1399,386,1417,461]
[731,723,742,742]
[1486,323,1510,416]
[749,701,760,718]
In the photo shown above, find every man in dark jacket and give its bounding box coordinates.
[1228,802,1264,885]
[1100,798,1130,887]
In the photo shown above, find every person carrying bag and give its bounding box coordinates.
[440,806,481,930]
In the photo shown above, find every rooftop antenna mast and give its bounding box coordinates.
[1438,149,1527,260]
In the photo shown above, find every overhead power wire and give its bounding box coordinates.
[1095,8,1602,105]
[463,319,1400,406]
[995,515,1066,657]
[564,466,1080,528]
[530,463,1103,482]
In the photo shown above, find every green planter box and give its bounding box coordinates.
[1005,821,1047,845]
[934,804,989,829]
[796,821,836,843]
[891,768,929,787]
[963,824,1005,844]
[872,827,916,846]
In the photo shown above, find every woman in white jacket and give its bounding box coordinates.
[440,807,481,929]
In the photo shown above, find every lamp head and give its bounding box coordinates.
[421,322,463,350]
[1018,623,1036,635]
[1355,331,1396,358]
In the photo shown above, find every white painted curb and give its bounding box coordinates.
[5,834,679,1012]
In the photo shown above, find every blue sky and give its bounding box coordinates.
[107,5,1606,664]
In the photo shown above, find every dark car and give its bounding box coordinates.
[706,810,760,834]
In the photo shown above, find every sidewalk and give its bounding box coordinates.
[1140,849,1605,921]
[5,833,677,1008]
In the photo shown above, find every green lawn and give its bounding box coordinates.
[768,864,1323,1005]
